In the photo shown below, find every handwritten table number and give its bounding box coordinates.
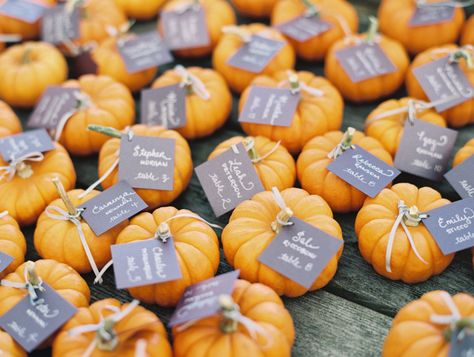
[445,155,474,199]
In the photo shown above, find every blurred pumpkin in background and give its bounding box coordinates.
[231,0,278,18]
[453,138,474,167]
[461,14,474,46]
[0,212,26,279]
[0,100,22,138]
[0,330,26,357]
[115,0,166,20]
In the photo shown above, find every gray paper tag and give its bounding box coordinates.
[410,4,455,27]
[0,283,77,353]
[0,0,46,23]
[140,85,186,129]
[0,251,13,274]
[195,143,264,217]
[169,270,239,327]
[413,56,474,112]
[117,32,173,73]
[327,145,401,198]
[226,35,286,73]
[277,15,332,42]
[449,327,474,357]
[258,217,342,289]
[118,135,175,191]
[335,42,397,83]
[394,119,458,181]
[41,4,80,44]
[445,156,474,199]
[0,129,55,162]
[79,181,148,236]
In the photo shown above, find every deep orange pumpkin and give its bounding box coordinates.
[453,138,474,167]
[0,100,22,138]
[0,212,26,279]
[114,0,166,20]
[461,14,474,46]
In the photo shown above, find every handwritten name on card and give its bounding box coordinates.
[141,84,186,129]
[410,4,455,27]
[277,15,332,42]
[41,4,80,44]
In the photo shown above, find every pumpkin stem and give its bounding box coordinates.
[242,137,260,161]
[21,47,33,65]
[402,205,427,227]
[222,25,252,43]
[96,318,118,351]
[87,124,122,139]
[365,16,379,43]
[271,207,294,233]
[25,261,41,287]
[219,295,239,333]
[450,47,474,70]
[301,0,319,17]
[328,127,356,159]
[443,318,474,341]
[15,161,34,179]
[52,177,77,217]
[287,71,301,95]
[155,222,171,243]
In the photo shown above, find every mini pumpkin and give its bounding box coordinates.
[453,138,474,167]
[461,14,474,46]
[0,143,76,226]
[0,330,26,357]
[115,0,166,20]
[230,0,278,18]
[212,23,295,93]
[297,129,393,213]
[151,66,232,139]
[222,188,343,297]
[378,0,465,55]
[355,183,453,283]
[406,45,474,128]
[0,212,26,279]
[53,298,172,357]
[0,42,68,108]
[324,18,409,103]
[158,0,236,58]
[208,135,296,191]
[93,124,192,210]
[173,279,295,357]
[271,0,358,61]
[115,206,220,307]
[365,97,447,157]
[0,100,22,138]
[383,290,474,357]
[239,70,343,154]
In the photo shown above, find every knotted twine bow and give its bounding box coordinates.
[242,137,281,164]
[105,21,136,47]
[0,152,45,182]
[270,187,294,233]
[0,261,46,306]
[175,65,210,100]
[300,0,352,37]
[431,45,474,69]
[416,0,474,8]
[277,71,325,97]
[385,200,428,273]
[327,127,356,159]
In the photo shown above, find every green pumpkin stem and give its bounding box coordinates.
[52,177,77,216]
[444,318,474,341]
[96,318,119,351]
[271,207,294,233]
[87,124,123,139]
[242,137,259,161]
[25,261,41,286]
[219,295,239,333]
[21,47,32,65]
[450,48,474,70]
[365,16,379,43]
[301,0,319,17]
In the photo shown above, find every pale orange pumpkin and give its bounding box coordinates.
[0,330,26,357]
[0,212,26,279]
[461,14,474,46]
[453,138,474,167]
[231,0,278,18]
[115,0,166,20]
[0,100,22,138]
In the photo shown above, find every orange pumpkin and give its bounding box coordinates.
[378,0,465,55]
[383,290,474,357]
[208,135,296,191]
[461,14,474,46]
[0,41,68,108]
[158,0,236,58]
[115,206,220,307]
[151,66,232,139]
[406,45,474,128]
[53,298,172,357]
[173,279,295,357]
[325,19,409,103]
[355,183,453,283]
[0,100,22,138]
[453,138,474,167]
[297,129,393,213]
[212,23,295,93]
[57,74,135,156]
[0,143,76,226]
[271,0,359,61]
[114,0,166,20]
[222,188,343,297]
[365,97,447,157]
[239,70,343,154]
[0,330,26,357]
[0,212,26,279]
[230,0,278,18]
[94,124,192,210]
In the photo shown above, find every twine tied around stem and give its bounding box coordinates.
[270,187,294,233]
[0,261,46,306]
[175,65,210,100]
[277,71,325,97]
[0,152,45,182]
[105,20,136,47]
[327,127,356,159]
[242,137,281,164]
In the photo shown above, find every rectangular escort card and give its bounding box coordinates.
[0,129,55,162]
[238,86,300,127]
[327,145,401,198]
[141,85,186,129]
[410,4,455,27]
[394,120,458,181]
[117,31,173,73]
[41,4,80,44]
[0,0,46,23]
[445,155,474,199]
[0,283,77,352]
[258,217,342,289]
[449,327,474,357]
[277,15,332,42]
[118,135,175,191]
[226,35,286,73]
[195,143,264,217]
[79,181,148,236]
[111,237,182,289]
[28,86,80,129]
[413,56,474,112]
[169,270,239,327]
[161,6,210,50]
[423,198,474,255]
[335,42,397,83]
[0,251,13,274]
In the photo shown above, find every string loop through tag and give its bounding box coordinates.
[276,71,324,97]
[242,137,281,164]
[328,127,356,159]
[0,261,46,306]
[0,152,44,182]
[175,65,210,100]
[270,187,293,233]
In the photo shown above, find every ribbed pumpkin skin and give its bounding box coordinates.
[115,207,220,307]
[114,0,166,20]
[173,279,295,357]
[60,75,135,156]
[239,70,343,154]
[53,298,172,357]
[231,0,278,18]
[208,135,296,191]
[325,35,409,103]
[0,143,76,226]
[0,331,26,357]
[0,214,26,279]
[355,183,453,283]
[34,189,126,274]
[98,125,192,210]
[297,130,393,213]
[0,100,22,138]
[453,138,474,167]
[158,0,236,58]
[271,0,358,61]
[222,188,343,297]
[378,0,465,55]
[151,67,232,139]
[383,290,474,357]
[406,45,474,128]
[365,97,447,157]
[213,23,295,94]
[0,42,67,108]
[461,14,474,46]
